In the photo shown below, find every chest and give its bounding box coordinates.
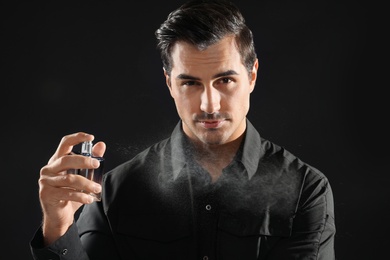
[107,176,294,259]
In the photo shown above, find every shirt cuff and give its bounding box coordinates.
[30,223,89,260]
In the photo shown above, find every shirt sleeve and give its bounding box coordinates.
[30,223,90,260]
[76,200,122,259]
[266,172,336,260]
[30,200,120,260]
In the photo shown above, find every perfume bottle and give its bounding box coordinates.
[75,141,105,201]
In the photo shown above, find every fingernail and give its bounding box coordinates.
[92,159,100,168]
[94,184,102,193]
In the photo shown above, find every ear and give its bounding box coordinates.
[163,67,174,97]
[249,59,259,93]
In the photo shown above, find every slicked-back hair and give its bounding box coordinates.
[155,0,257,76]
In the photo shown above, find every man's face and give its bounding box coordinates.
[165,36,258,146]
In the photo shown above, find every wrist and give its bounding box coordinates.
[42,220,73,246]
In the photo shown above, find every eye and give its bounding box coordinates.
[215,77,234,86]
[221,77,233,84]
[182,80,201,87]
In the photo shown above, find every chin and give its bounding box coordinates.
[199,130,229,146]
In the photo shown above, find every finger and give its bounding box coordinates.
[40,172,102,197]
[42,154,101,177]
[51,132,95,162]
[92,141,106,157]
[40,182,98,205]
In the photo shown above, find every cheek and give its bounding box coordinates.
[225,89,250,109]
[172,92,199,113]
[224,88,250,103]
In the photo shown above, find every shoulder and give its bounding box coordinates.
[254,138,333,217]
[106,137,170,180]
[100,138,171,203]
[260,137,327,182]
[257,138,332,208]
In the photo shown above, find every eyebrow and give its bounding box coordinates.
[176,70,239,80]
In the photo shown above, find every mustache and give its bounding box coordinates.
[194,112,229,121]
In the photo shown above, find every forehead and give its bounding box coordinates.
[170,36,244,75]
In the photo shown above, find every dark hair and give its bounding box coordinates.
[155,0,257,76]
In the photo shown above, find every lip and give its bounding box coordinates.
[198,120,225,129]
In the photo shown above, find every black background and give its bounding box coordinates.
[2,0,387,259]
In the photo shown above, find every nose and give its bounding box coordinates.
[200,86,221,114]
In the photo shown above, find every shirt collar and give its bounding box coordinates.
[238,119,263,180]
[170,122,190,180]
[170,119,264,180]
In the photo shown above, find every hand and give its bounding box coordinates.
[38,132,106,245]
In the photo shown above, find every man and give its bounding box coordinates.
[30,0,336,259]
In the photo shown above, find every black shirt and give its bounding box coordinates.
[30,119,336,259]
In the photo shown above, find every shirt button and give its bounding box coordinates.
[61,249,68,255]
[203,256,209,260]
[205,204,211,211]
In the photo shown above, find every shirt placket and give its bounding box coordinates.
[197,191,218,260]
